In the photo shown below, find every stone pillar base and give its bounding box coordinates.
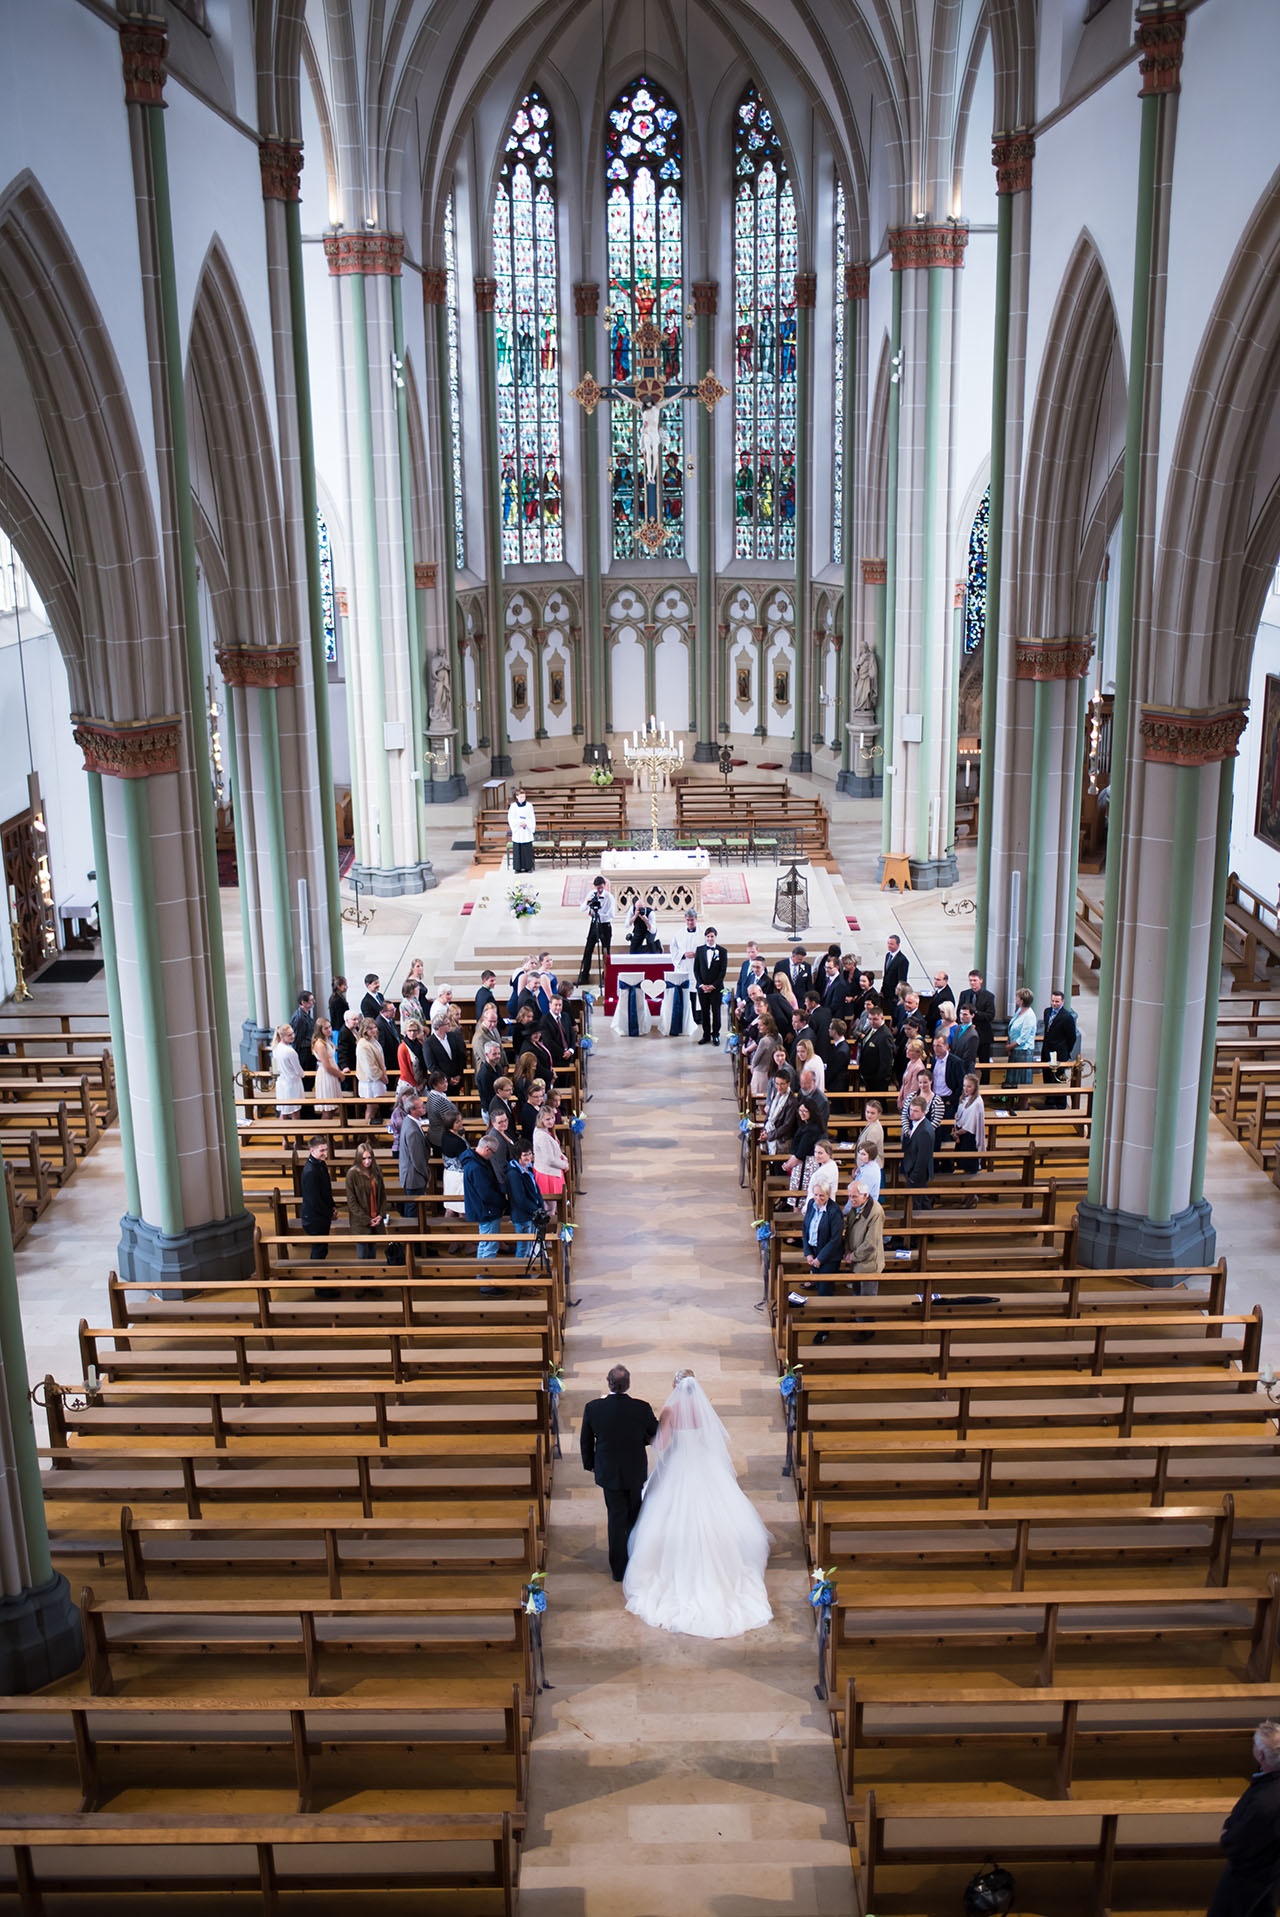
[1075,1196,1216,1274]
[582,743,607,767]
[907,854,959,890]
[348,861,438,897]
[489,753,514,778]
[0,1571,83,1693]
[117,1209,257,1294]
[240,1018,272,1071]
[692,740,718,764]
[423,774,467,804]
[789,751,813,774]
[837,770,884,797]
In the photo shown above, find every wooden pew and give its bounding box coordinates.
[77,1320,556,1387]
[78,1585,534,1699]
[1074,886,1104,969]
[0,1811,521,1915]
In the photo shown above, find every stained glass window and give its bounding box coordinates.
[964,487,990,653]
[833,180,846,566]
[733,83,798,562]
[316,507,336,663]
[494,89,562,564]
[444,193,466,572]
[605,76,684,560]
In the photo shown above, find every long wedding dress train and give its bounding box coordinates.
[623,1374,772,1640]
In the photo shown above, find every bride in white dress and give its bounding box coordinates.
[623,1370,772,1640]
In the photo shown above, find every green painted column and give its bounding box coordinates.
[1147,762,1201,1221]
[1190,755,1236,1201]
[838,268,864,779]
[574,284,605,756]
[282,176,344,972]
[121,776,184,1238]
[755,623,769,738]
[257,687,296,1012]
[1087,85,1163,1205]
[880,269,903,861]
[425,274,463,781]
[348,272,396,860]
[571,628,585,741]
[0,1194,52,1586]
[916,261,946,859]
[791,273,816,773]
[220,701,261,1035]
[474,276,511,775]
[946,593,963,846]
[643,625,657,722]
[137,61,242,1212]
[391,274,427,855]
[86,769,141,1221]
[719,622,731,738]
[533,632,548,741]
[692,282,718,758]
[474,637,490,751]
[1021,676,1053,994]
[1062,666,1090,989]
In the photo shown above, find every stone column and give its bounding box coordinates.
[754,624,769,738]
[217,646,301,1048]
[643,623,657,722]
[422,269,466,792]
[830,629,845,754]
[883,224,967,887]
[849,558,886,797]
[474,274,512,776]
[837,263,869,790]
[880,268,903,866]
[569,625,584,742]
[533,628,548,741]
[325,231,434,892]
[1013,638,1094,1005]
[1084,6,1186,1242]
[974,133,1036,976]
[692,280,719,760]
[602,623,614,737]
[258,140,345,976]
[1077,704,1246,1269]
[790,271,817,773]
[574,284,606,762]
[717,621,731,739]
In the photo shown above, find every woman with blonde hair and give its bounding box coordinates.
[897,1036,929,1114]
[272,1024,304,1119]
[312,1017,343,1117]
[749,1012,780,1101]
[356,1018,387,1124]
[794,1036,825,1094]
[532,1104,570,1205]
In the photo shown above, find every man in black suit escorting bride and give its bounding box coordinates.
[580,1365,659,1580]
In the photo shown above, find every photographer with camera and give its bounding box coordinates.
[576,873,615,986]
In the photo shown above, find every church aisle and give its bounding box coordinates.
[519,1021,856,1915]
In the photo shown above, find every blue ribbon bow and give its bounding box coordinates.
[665,976,688,1037]
[624,981,643,1036]
[810,1569,836,1700]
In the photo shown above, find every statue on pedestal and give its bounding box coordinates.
[851,633,879,716]
[429,654,452,729]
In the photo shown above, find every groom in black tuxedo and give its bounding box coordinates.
[580,1364,659,1581]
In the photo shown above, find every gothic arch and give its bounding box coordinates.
[1146,167,1280,710]
[0,172,170,722]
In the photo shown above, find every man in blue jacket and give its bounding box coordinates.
[460,1136,507,1260]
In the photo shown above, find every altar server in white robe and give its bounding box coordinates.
[664,910,701,1038]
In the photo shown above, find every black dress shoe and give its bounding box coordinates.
[697,1036,711,1045]
[612,1573,625,1583]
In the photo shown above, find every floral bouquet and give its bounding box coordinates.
[506,882,541,920]
[589,764,615,788]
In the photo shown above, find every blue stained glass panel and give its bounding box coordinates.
[444,194,466,572]
[965,487,991,653]
[833,180,846,565]
[733,83,797,561]
[316,507,336,663]
[494,88,563,564]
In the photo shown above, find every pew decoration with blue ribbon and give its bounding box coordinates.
[579,1032,594,1053]
[559,1223,575,1244]
[523,1571,552,1693]
[755,1217,773,1307]
[726,1031,740,1056]
[663,975,691,1037]
[779,1360,802,1477]
[546,1364,564,1459]
[809,1565,836,1700]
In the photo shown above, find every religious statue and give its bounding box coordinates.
[517,312,535,383]
[661,451,683,523]
[736,316,754,377]
[521,454,540,524]
[735,451,754,523]
[758,451,774,524]
[501,453,518,529]
[851,633,879,716]
[779,301,797,378]
[542,458,561,522]
[758,302,775,366]
[430,654,453,728]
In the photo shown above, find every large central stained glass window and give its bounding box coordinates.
[443,193,466,572]
[605,77,684,560]
[494,89,562,564]
[733,83,797,561]
[833,180,846,566]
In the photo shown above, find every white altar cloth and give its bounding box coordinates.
[601,847,711,914]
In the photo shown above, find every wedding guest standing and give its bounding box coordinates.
[508,785,537,873]
[345,1141,387,1262]
[533,1104,570,1204]
[272,1024,304,1119]
[356,1020,387,1125]
[300,1137,334,1262]
[694,927,728,1045]
[312,1018,344,1117]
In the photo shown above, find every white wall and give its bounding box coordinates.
[1231,589,1280,904]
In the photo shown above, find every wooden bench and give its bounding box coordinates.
[1074,886,1104,969]
[77,1320,556,1388]
[1225,870,1280,984]
[0,1811,522,1914]
[78,1586,534,1699]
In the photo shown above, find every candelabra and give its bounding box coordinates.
[623,714,684,854]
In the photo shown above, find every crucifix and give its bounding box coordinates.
[572,282,726,555]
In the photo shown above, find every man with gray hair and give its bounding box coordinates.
[1207,1719,1280,1915]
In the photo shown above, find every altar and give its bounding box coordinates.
[603,954,672,1017]
[601,846,711,914]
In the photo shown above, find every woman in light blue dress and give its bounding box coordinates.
[1004,988,1038,1087]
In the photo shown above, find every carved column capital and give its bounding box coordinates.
[793,272,818,310]
[861,558,887,587]
[216,646,299,689]
[1139,702,1248,765]
[422,267,447,305]
[1136,8,1186,96]
[844,262,870,301]
[322,232,404,277]
[120,16,167,107]
[474,275,499,313]
[574,282,600,318]
[717,622,731,642]
[259,140,303,203]
[73,714,182,778]
[992,133,1035,195]
[414,562,437,590]
[1014,638,1095,682]
[692,281,719,316]
[888,224,969,271]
